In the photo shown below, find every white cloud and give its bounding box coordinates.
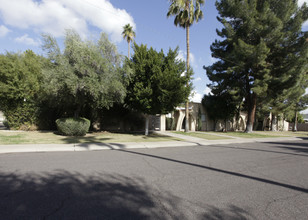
[189,90,202,103]
[0,25,10,37]
[194,77,202,82]
[298,0,308,27]
[14,34,40,46]
[176,50,196,66]
[0,0,135,41]
[298,0,308,6]
[203,87,212,95]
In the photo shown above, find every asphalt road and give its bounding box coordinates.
[0,139,307,219]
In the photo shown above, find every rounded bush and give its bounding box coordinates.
[56,117,90,136]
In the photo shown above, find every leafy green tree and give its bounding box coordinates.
[167,0,204,132]
[122,24,136,59]
[0,50,43,129]
[202,93,236,131]
[41,30,126,122]
[126,43,191,135]
[205,0,308,133]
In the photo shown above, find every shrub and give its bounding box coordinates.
[2,102,39,130]
[56,117,90,136]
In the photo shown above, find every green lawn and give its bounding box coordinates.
[173,131,231,140]
[174,131,308,139]
[209,131,308,138]
[0,131,182,145]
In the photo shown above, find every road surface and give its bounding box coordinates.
[0,139,307,219]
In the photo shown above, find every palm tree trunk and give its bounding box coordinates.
[128,41,130,59]
[185,21,190,133]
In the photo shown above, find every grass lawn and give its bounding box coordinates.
[0,131,182,145]
[173,131,231,140]
[209,131,308,138]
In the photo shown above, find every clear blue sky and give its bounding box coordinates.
[0,0,307,105]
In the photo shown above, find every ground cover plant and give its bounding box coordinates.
[0,131,182,145]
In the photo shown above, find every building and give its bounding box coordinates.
[162,102,288,132]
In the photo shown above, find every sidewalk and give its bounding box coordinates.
[0,131,302,154]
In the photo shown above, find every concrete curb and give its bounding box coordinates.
[0,136,302,154]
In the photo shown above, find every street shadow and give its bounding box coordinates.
[118,150,308,194]
[76,142,127,150]
[201,205,253,220]
[265,140,308,148]
[0,170,199,219]
[204,144,308,157]
[263,140,308,154]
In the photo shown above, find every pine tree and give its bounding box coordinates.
[205,0,308,133]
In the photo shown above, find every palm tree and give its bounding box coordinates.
[122,23,136,59]
[167,0,204,132]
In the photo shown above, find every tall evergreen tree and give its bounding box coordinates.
[205,0,308,133]
[167,0,204,132]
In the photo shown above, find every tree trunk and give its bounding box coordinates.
[128,41,130,59]
[282,114,285,131]
[145,115,149,136]
[74,104,81,118]
[245,93,257,133]
[214,119,217,131]
[293,110,298,132]
[185,22,190,133]
[271,113,277,131]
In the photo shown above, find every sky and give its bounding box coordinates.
[0,0,307,111]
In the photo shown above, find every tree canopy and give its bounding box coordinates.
[205,0,308,132]
[41,30,127,119]
[202,93,237,131]
[126,43,191,115]
[0,50,43,129]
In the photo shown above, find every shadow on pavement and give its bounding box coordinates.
[204,143,308,157]
[0,170,255,219]
[263,140,308,154]
[119,150,308,194]
[0,171,186,219]
[201,205,252,220]
[0,170,253,219]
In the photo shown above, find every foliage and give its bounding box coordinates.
[56,117,90,136]
[167,0,205,132]
[41,30,126,120]
[126,43,192,115]
[205,0,308,132]
[167,0,204,29]
[202,93,236,131]
[122,23,136,58]
[0,50,43,129]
